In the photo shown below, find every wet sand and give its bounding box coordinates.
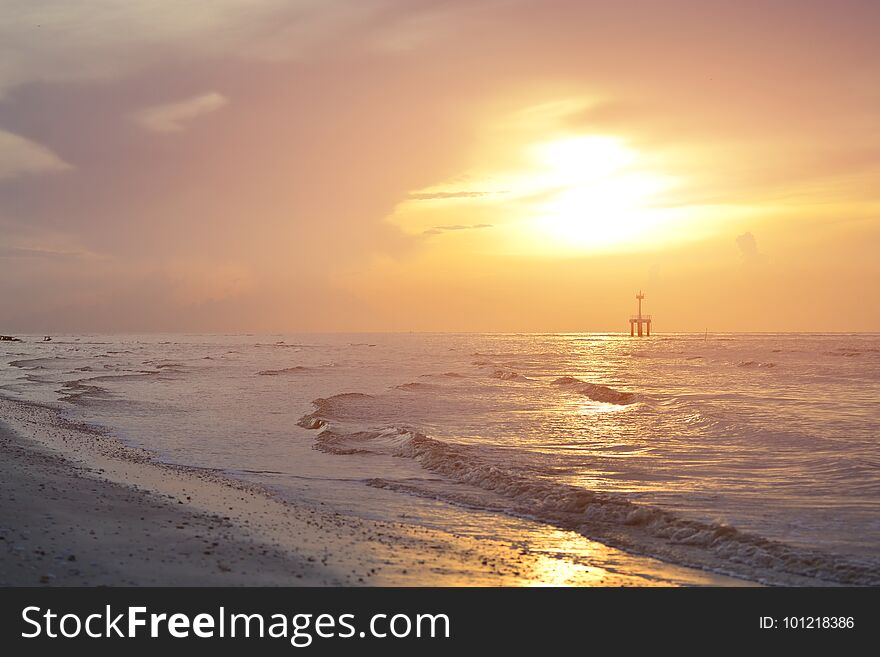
[0,396,749,586]
[0,422,319,585]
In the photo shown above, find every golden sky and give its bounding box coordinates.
[1,1,878,332]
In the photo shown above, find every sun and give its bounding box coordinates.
[390,98,723,255]
[521,135,680,251]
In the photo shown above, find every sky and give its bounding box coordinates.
[1,0,878,333]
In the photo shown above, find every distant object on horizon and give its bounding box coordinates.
[43,336,52,342]
[629,291,652,337]
[0,335,21,342]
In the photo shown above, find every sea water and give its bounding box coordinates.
[2,333,878,584]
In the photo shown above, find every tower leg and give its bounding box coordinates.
[638,321,643,337]
[630,321,634,336]
[647,321,651,336]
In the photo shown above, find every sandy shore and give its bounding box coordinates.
[0,421,319,585]
[0,396,748,586]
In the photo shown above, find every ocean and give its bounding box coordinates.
[2,332,878,585]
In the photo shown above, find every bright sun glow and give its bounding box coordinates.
[391,99,732,256]
[522,136,680,250]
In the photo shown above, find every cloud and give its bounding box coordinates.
[0,1,309,98]
[736,231,766,265]
[409,190,498,200]
[132,92,228,133]
[0,1,424,99]
[0,216,100,262]
[369,2,487,53]
[423,223,493,235]
[0,245,84,259]
[0,129,71,179]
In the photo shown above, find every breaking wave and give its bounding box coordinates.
[296,393,375,427]
[551,377,636,405]
[58,380,112,405]
[296,401,880,585]
[297,416,327,430]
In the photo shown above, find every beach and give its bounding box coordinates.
[2,332,878,587]
[0,395,744,587]
[0,418,314,586]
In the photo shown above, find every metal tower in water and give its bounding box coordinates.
[629,291,652,337]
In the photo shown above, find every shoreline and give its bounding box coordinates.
[0,395,749,586]
[0,420,320,586]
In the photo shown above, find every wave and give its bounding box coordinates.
[82,371,163,384]
[490,369,532,382]
[470,356,533,382]
[297,414,880,585]
[9,357,58,369]
[552,377,636,405]
[737,361,777,369]
[140,360,187,370]
[418,372,464,379]
[395,382,437,392]
[297,416,327,430]
[58,380,112,404]
[312,429,403,455]
[257,366,312,376]
[297,393,374,427]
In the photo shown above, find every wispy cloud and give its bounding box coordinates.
[0,1,304,98]
[423,223,493,235]
[0,1,406,99]
[0,217,102,262]
[0,245,86,260]
[0,129,71,179]
[409,190,498,200]
[132,92,228,133]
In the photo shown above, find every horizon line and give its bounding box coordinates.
[4,330,880,337]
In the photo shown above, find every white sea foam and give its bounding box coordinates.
[298,395,880,585]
